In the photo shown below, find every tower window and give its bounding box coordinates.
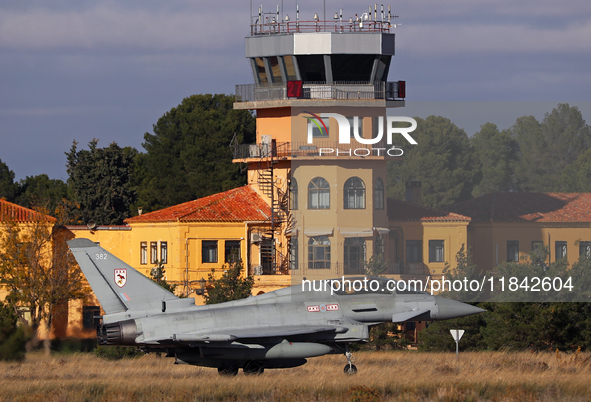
[308,236,331,269]
[308,177,330,209]
[344,177,365,209]
[290,178,298,210]
[374,178,384,210]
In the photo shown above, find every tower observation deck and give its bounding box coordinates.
[234,4,405,110]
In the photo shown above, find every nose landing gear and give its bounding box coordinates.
[343,346,358,375]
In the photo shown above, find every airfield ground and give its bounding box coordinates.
[1,350,590,401]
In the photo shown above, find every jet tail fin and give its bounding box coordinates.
[68,238,180,314]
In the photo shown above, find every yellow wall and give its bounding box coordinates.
[470,222,591,272]
[390,220,470,278]
[67,221,251,296]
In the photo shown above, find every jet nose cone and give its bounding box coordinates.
[434,297,486,320]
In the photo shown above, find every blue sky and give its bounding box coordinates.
[1,0,590,181]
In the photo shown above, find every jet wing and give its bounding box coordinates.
[145,325,348,344]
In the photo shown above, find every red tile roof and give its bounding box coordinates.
[0,199,56,223]
[387,198,471,222]
[125,186,271,223]
[446,193,591,222]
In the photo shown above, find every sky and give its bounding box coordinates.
[1,0,590,181]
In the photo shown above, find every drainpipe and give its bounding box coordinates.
[185,237,200,297]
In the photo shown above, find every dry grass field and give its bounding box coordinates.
[1,350,591,401]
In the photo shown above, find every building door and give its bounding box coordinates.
[260,239,274,274]
[344,237,366,275]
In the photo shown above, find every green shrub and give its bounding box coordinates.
[94,345,144,360]
[0,300,28,361]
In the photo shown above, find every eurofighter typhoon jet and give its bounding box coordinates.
[68,238,484,375]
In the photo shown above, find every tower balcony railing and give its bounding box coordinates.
[232,140,400,160]
[250,20,392,36]
[235,81,404,103]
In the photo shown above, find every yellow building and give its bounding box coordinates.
[63,185,278,298]
[446,192,591,272]
[386,195,471,279]
[0,199,93,340]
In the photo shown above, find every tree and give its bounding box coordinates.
[419,311,488,352]
[150,261,177,294]
[14,174,70,216]
[561,148,591,192]
[204,259,254,305]
[470,123,520,196]
[511,103,590,192]
[134,94,256,212]
[365,254,388,277]
[0,209,88,353]
[387,116,480,209]
[441,245,484,303]
[0,158,18,202]
[66,139,137,225]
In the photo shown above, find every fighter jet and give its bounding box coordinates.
[68,238,484,375]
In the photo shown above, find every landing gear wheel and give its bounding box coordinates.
[218,366,239,376]
[343,364,358,375]
[342,345,357,375]
[243,361,265,375]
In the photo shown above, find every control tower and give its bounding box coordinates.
[232,5,407,284]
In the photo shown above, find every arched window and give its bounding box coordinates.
[344,177,365,209]
[308,177,330,209]
[290,178,298,210]
[374,177,384,210]
[308,236,331,269]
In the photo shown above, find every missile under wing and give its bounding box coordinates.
[68,238,484,375]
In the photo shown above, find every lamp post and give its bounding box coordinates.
[192,277,207,296]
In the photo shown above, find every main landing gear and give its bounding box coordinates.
[217,361,265,376]
[343,345,358,375]
[243,360,265,375]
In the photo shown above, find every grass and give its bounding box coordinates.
[1,350,591,401]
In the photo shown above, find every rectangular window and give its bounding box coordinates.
[429,240,444,263]
[347,117,363,139]
[150,242,158,264]
[82,306,101,330]
[309,117,329,138]
[372,117,384,144]
[290,237,299,270]
[225,240,241,263]
[140,242,147,265]
[202,241,218,263]
[283,55,298,81]
[308,236,331,269]
[406,240,422,263]
[555,241,567,261]
[580,241,590,259]
[254,57,268,84]
[269,56,283,84]
[160,242,168,264]
[507,241,519,262]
